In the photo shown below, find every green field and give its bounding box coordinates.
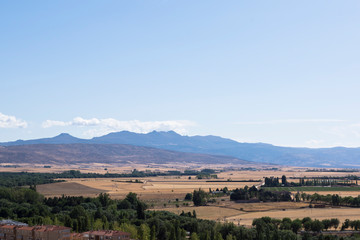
[262,186,360,192]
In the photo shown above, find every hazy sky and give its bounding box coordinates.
[1,1,360,148]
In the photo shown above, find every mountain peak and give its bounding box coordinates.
[54,133,75,139]
[147,130,180,136]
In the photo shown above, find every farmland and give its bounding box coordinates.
[37,176,260,200]
[263,186,360,192]
[12,166,360,228]
[157,202,360,226]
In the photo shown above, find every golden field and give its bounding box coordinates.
[7,165,360,227]
[37,176,260,200]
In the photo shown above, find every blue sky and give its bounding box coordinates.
[1,1,360,147]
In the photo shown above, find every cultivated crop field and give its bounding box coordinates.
[37,176,260,200]
[227,207,360,226]
[24,166,360,228]
[156,202,360,226]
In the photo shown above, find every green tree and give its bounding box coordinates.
[281,175,287,185]
[125,192,138,207]
[137,202,146,220]
[330,218,339,230]
[139,223,151,240]
[214,232,223,240]
[119,223,138,239]
[150,225,156,240]
[98,193,111,207]
[322,219,331,231]
[185,193,193,201]
[225,234,233,240]
[311,219,324,233]
[93,219,103,230]
[280,218,292,230]
[291,219,302,233]
[190,232,199,240]
[193,189,207,206]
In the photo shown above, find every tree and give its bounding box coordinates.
[93,219,103,230]
[281,175,287,186]
[280,218,292,231]
[342,219,350,231]
[291,219,302,233]
[119,223,138,239]
[137,202,146,220]
[193,189,207,206]
[330,218,339,230]
[225,234,233,240]
[150,225,156,240]
[125,192,138,207]
[98,193,111,207]
[311,219,324,233]
[332,194,340,206]
[214,232,224,240]
[139,224,151,240]
[192,210,197,218]
[322,219,331,231]
[64,215,73,229]
[190,232,199,240]
[185,193,193,201]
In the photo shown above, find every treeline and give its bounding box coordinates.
[185,187,292,205]
[303,193,360,207]
[252,216,360,239]
[252,217,343,240]
[0,172,64,187]
[306,169,359,173]
[230,186,291,202]
[264,175,357,187]
[0,170,168,187]
[0,169,221,188]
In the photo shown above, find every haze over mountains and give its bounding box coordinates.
[1,131,360,168]
[0,143,248,166]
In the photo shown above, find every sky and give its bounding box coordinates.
[1,1,360,148]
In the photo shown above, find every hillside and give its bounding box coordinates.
[0,143,252,166]
[2,131,360,167]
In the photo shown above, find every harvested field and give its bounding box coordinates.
[264,186,360,192]
[37,182,104,197]
[300,191,360,197]
[158,203,360,227]
[222,201,309,212]
[37,177,260,200]
[154,206,243,221]
[217,170,360,181]
[226,207,360,226]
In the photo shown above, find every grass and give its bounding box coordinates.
[263,186,360,192]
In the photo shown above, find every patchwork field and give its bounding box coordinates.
[37,177,260,200]
[263,186,360,192]
[227,207,360,226]
[24,167,360,228]
[155,202,360,226]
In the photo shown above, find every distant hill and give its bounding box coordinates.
[0,143,252,166]
[2,131,360,167]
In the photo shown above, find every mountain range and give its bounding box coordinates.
[0,143,248,166]
[1,131,360,168]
